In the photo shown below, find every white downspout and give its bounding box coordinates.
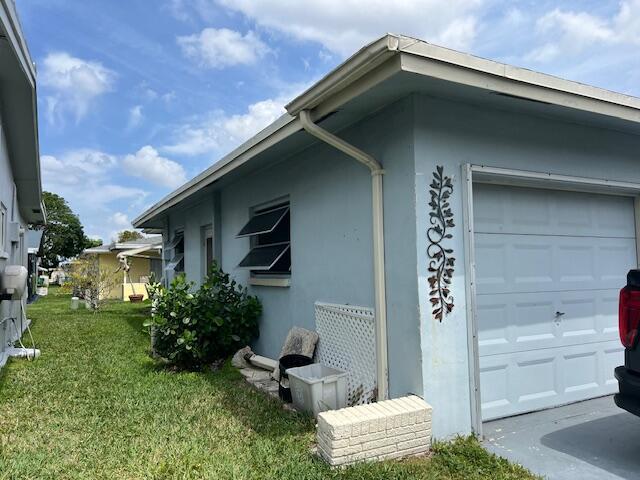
[299,110,389,400]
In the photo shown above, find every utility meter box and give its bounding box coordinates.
[7,222,23,244]
[0,265,28,300]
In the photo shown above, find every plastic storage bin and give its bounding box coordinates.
[286,363,348,417]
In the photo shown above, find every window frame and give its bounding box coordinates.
[236,199,291,284]
[202,225,214,278]
[165,230,185,274]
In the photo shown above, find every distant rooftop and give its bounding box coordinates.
[83,235,162,255]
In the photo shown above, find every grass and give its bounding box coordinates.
[0,288,538,479]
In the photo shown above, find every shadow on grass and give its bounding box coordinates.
[139,349,315,441]
[209,365,316,439]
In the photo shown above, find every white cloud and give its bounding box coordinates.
[41,149,149,242]
[162,91,177,103]
[145,89,158,100]
[216,0,484,56]
[41,150,144,202]
[122,146,187,188]
[163,97,286,156]
[167,0,219,23]
[41,149,117,184]
[616,0,640,44]
[40,52,116,123]
[128,105,144,129]
[110,212,131,228]
[106,212,136,242]
[526,1,640,63]
[177,28,269,68]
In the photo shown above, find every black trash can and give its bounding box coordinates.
[278,354,313,402]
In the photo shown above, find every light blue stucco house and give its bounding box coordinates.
[134,34,640,439]
[0,0,45,367]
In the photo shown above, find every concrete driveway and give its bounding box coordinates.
[483,396,640,480]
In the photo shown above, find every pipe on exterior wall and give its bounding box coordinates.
[298,109,389,400]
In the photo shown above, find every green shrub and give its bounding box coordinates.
[144,262,261,369]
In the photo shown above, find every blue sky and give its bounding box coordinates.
[16,0,640,242]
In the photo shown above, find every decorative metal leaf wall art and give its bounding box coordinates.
[427,165,455,322]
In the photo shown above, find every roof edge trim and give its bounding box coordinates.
[285,34,400,115]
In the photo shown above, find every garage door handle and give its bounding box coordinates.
[555,311,565,317]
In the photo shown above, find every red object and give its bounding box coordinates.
[619,286,640,348]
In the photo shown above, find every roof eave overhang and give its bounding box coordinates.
[285,34,401,115]
[397,42,640,125]
[133,33,640,229]
[1,0,44,225]
[0,0,36,85]
[132,52,405,229]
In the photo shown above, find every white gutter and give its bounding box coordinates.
[299,110,389,400]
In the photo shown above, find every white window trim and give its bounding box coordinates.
[248,276,291,288]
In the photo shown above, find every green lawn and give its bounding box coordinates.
[0,289,537,479]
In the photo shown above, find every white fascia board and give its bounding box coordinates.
[399,40,640,112]
[399,51,640,124]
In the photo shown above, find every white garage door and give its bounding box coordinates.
[474,184,636,421]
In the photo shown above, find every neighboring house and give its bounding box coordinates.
[82,236,162,301]
[0,0,45,367]
[133,34,640,439]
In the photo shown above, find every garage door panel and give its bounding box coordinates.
[599,244,637,284]
[475,184,635,420]
[563,351,598,394]
[559,296,598,339]
[480,341,622,421]
[476,234,636,295]
[474,184,636,238]
[479,289,622,357]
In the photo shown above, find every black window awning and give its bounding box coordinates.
[236,206,289,238]
[164,253,184,271]
[237,243,290,270]
[167,232,184,249]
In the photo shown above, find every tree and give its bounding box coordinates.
[117,230,143,243]
[84,237,103,249]
[67,257,118,311]
[40,192,87,268]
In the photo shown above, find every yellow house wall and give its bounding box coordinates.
[95,253,121,299]
[96,253,152,300]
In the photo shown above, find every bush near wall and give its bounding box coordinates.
[145,263,261,369]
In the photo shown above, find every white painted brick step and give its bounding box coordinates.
[316,395,432,466]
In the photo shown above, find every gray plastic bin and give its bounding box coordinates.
[286,363,348,417]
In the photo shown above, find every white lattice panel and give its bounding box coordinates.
[315,302,376,406]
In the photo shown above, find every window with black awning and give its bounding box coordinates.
[236,202,291,275]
